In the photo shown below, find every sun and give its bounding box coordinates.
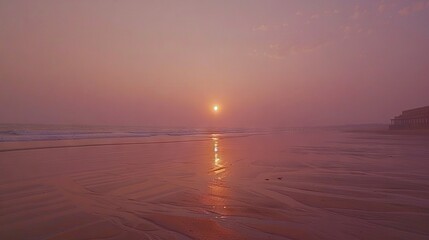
[213,105,220,113]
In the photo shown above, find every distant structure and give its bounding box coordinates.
[390,106,429,130]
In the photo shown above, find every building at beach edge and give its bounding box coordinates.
[390,106,429,130]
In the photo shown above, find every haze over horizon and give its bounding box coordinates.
[1,0,429,128]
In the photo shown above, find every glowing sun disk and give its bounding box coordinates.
[213,105,220,112]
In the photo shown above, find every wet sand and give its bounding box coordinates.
[1,130,429,239]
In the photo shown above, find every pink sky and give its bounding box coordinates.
[1,0,428,127]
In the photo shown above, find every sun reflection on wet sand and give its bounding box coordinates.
[206,134,229,214]
[211,134,226,177]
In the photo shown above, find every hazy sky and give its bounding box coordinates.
[1,0,428,127]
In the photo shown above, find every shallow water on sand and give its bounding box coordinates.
[1,130,429,239]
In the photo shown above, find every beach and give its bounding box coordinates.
[1,129,429,239]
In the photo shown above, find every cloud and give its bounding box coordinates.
[323,9,340,15]
[310,14,320,20]
[398,1,429,16]
[253,23,289,32]
[250,6,370,60]
[253,25,270,32]
[377,0,399,14]
[378,1,390,13]
[351,5,368,20]
[261,40,329,60]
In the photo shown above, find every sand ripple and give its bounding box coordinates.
[1,132,429,239]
